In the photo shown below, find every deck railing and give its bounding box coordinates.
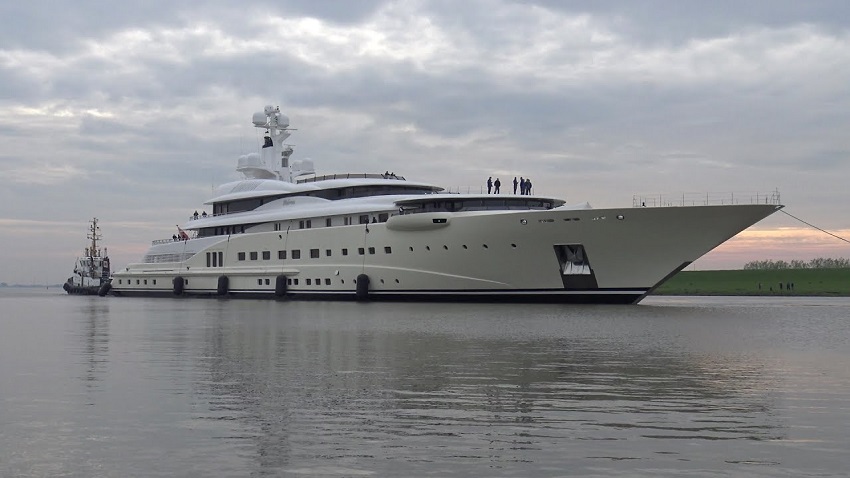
[297,173,406,183]
[633,189,781,207]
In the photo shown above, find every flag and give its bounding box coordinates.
[177,225,189,240]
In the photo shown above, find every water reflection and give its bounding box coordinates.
[184,301,789,473]
[75,297,110,391]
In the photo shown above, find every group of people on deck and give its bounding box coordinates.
[486,176,532,195]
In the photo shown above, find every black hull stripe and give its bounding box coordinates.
[110,288,647,304]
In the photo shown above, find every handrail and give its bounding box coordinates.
[297,173,406,183]
[632,189,781,207]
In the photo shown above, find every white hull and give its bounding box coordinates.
[111,203,780,304]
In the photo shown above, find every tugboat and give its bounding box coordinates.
[64,218,111,296]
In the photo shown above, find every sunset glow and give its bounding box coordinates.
[695,227,850,270]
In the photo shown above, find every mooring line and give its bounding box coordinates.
[780,209,850,244]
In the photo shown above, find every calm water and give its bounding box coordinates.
[1,289,849,477]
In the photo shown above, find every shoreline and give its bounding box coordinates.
[652,268,850,297]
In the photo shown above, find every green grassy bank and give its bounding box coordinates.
[652,268,850,296]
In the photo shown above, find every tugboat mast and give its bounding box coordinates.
[86,217,105,258]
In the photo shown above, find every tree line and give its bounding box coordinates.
[743,257,850,270]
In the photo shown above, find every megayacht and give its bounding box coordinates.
[109,105,783,304]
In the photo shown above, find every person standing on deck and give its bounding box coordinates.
[487,177,493,194]
[494,178,501,194]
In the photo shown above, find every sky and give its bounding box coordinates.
[1,0,849,285]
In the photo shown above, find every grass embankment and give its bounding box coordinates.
[653,268,850,296]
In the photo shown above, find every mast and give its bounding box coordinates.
[87,217,102,258]
[237,105,313,182]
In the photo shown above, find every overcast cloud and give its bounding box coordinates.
[2,0,849,284]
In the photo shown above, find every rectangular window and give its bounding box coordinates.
[212,252,218,267]
[344,217,351,226]
[325,249,332,257]
[326,218,332,227]
[378,213,389,222]
[368,247,376,255]
[306,219,312,229]
[278,250,287,260]
[291,249,301,259]
[144,279,147,285]
[206,252,211,267]
[342,248,348,256]
[306,279,312,285]
[310,249,320,258]
[218,251,223,267]
[250,251,258,260]
[299,220,305,229]
[359,215,369,224]
[153,279,157,285]
[324,278,331,285]
[265,278,270,285]
[262,251,270,260]
[384,246,392,254]
[287,278,292,285]
[294,279,298,285]
[358,247,365,255]
[238,252,246,261]
[315,278,320,285]
[257,278,263,285]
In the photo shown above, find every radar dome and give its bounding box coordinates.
[252,112,268,126]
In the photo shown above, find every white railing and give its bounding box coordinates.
[633,189,781,207]
[297,172,406,183]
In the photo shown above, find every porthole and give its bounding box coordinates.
[426,246,431,251]
[520,219,528,225]
[395,279,400,284]
[483,244,489,249]
[462,245,468,249]
[409,246,414,252]
[511,243,517,248]
[380,279,385,284]
[617,214,625,220]
[443,245,448,250]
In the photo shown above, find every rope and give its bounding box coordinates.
[780,209,850,245]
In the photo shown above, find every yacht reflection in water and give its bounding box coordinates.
[189,303,784,471]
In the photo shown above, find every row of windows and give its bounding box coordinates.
[236,246,395,261]
[206,251,224,267]
[258,277,402,286]
[224,242,515,266]
[116,278,158,285]
[214,185,435,217]
[116,276,403,287]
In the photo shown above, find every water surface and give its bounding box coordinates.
[1,289,848,476]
